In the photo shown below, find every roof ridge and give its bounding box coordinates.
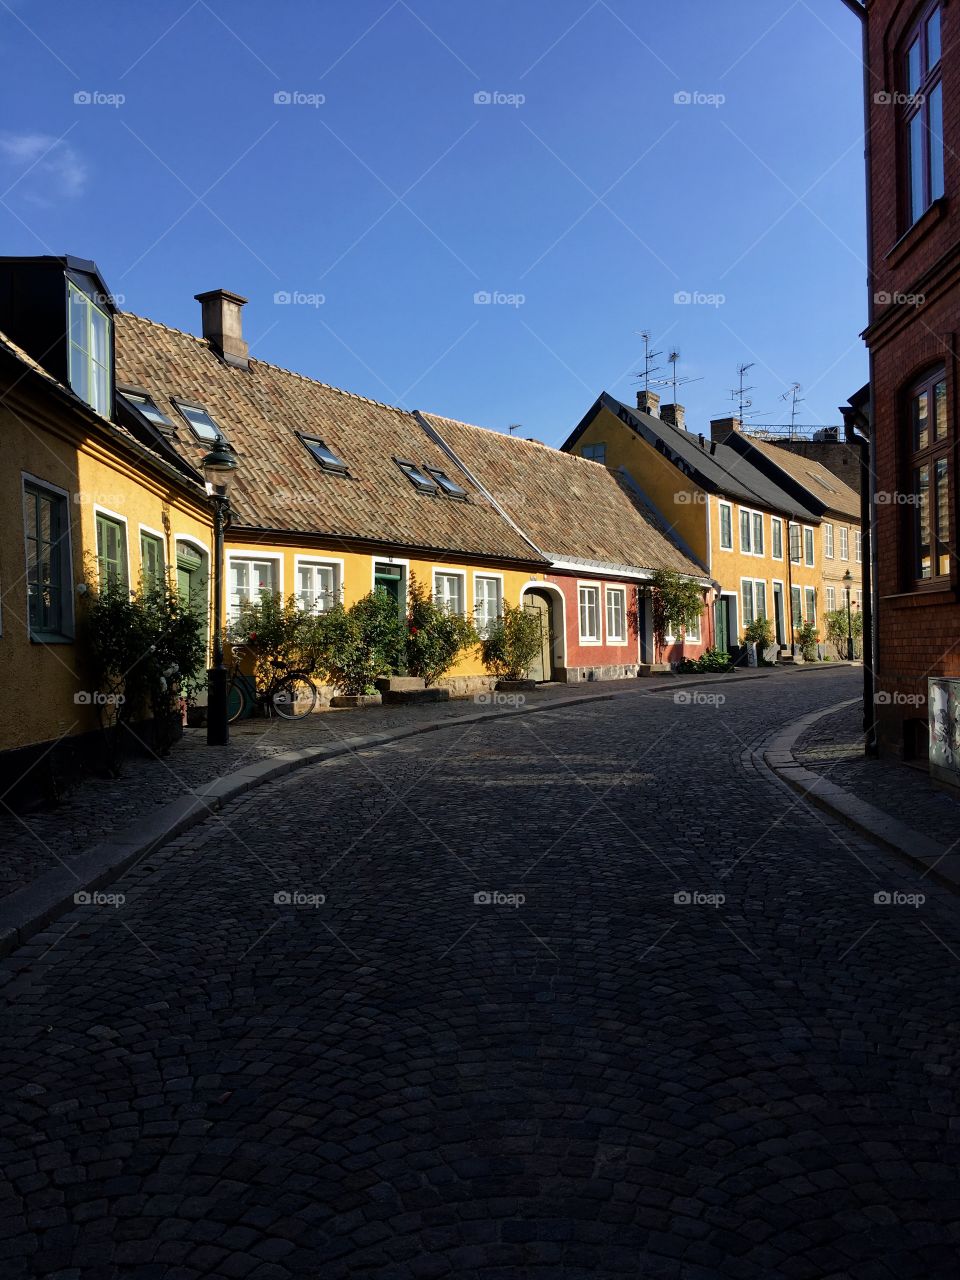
[117,311,410,417]
[423,411,600,463]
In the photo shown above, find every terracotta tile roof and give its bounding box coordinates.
[114,313,542,565]
[745,436,861,520]
[419,412,705,579]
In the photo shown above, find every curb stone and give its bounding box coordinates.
[762,696,960,894]
[0,664,789,958]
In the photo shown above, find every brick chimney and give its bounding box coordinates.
[660,403,686,430]
[195,289,249,369]
[636,389,660,417]
[710,416,741,445]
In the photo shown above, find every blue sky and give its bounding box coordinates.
[0,0,867,444]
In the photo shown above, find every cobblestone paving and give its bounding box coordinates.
[795,699,960,852]
[0,680,644,900]
[2,667,959,1279]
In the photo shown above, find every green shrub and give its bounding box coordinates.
[824,607,863,660]
[650,570,705,661]
[81,577,206,769]
[795,620,819,661]
[742,614,773,648]
[696,646,733,673]
[481,602,543,680]
[405,575,478,685]
[314,590,406,696]
[230,592,326,687]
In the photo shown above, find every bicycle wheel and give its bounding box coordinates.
[226,679,247,724]
[271,674,318,719]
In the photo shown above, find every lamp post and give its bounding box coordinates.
[843,569,854,661]
[201,440,239,745]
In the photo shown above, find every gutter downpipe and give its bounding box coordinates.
[839,0,878,756]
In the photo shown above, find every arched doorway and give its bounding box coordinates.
[521,585,562,682]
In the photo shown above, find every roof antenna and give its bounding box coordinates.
[780,382,804,436]
[734,362,756,422]
[633,330,663,392]
[508,423,522,435]
[657,349,704,403]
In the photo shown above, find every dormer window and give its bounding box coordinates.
[173,399,222,443]
[395,459,438,493]
[119,389,173,427]
[424,467,467,498]
[299,434,348,474]
[67,281,112,416]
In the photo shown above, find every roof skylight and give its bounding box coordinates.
[395,460,438,493]
[424,467,467,498]
[173,400,222,444]
[120,389,173,427]
[299,434,349,474]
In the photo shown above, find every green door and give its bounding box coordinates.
[715,597,729,653]
[374,563,404,610]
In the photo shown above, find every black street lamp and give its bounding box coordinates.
[201,440,239,745]
[843,568,855,661]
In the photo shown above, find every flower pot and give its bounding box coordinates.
[330,694,383,708]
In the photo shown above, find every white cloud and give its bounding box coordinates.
[0,132,87,202]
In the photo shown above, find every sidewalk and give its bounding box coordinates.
[767,697,960,890]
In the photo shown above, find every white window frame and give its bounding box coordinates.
[804,586,817,625]
[788,521,802,564]
[67,281,112,417]
[771,517,783,561]
[718,501,734,551]
[826,585,836,612]
[855,529,862,563]
[685,609,702,645]
[739,507,764,557]
[370,557,410,608]
[433,568,466,617]
[473,572,503,637]
[856,589,863,610]
[577,582,602,645]
[839,526,849,561]
[294,555,343,615]
[93,504,130,591]
[803,526,815,567]
[605,585,627,645]
[226,552,283,622]
[740,577,767,629]
[22,472,75,642]
[824,522,834,559]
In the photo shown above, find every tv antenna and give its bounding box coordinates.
[508,423,522,435]
[733,362,757,422]
[656,349,704,405]
[633,330,663,392]
[780,382,804,430]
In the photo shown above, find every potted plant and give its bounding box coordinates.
[795,620,820,662]
[481,602,542,690]
[742,614,773,666]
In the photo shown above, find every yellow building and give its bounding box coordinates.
[563,393,828,654]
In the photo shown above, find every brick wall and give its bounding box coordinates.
[865,0,960,758]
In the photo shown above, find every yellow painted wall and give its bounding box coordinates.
[820,519,860,615]
[573,406,709,563]
[224,536,544,678]
[0,394,212,753]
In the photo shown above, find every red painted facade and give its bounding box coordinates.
[861,0,960,758]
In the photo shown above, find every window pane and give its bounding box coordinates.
[907,38,921,94]
[928,8,941,67]
[936,457,950,575]
[752,513,763,555]
[742,581,754,626]
[755,581,766,619]
[916,464,931,578]
[929,81,944,201]
[791,586,802,625]
[772,520,782,558]
[909,111,925,222]
[740,510,751,552]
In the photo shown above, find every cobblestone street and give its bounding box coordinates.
[2,667,959,1279]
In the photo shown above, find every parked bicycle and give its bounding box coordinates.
[226,643,319,722]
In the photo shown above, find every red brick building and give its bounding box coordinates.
[846,0,960,771]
